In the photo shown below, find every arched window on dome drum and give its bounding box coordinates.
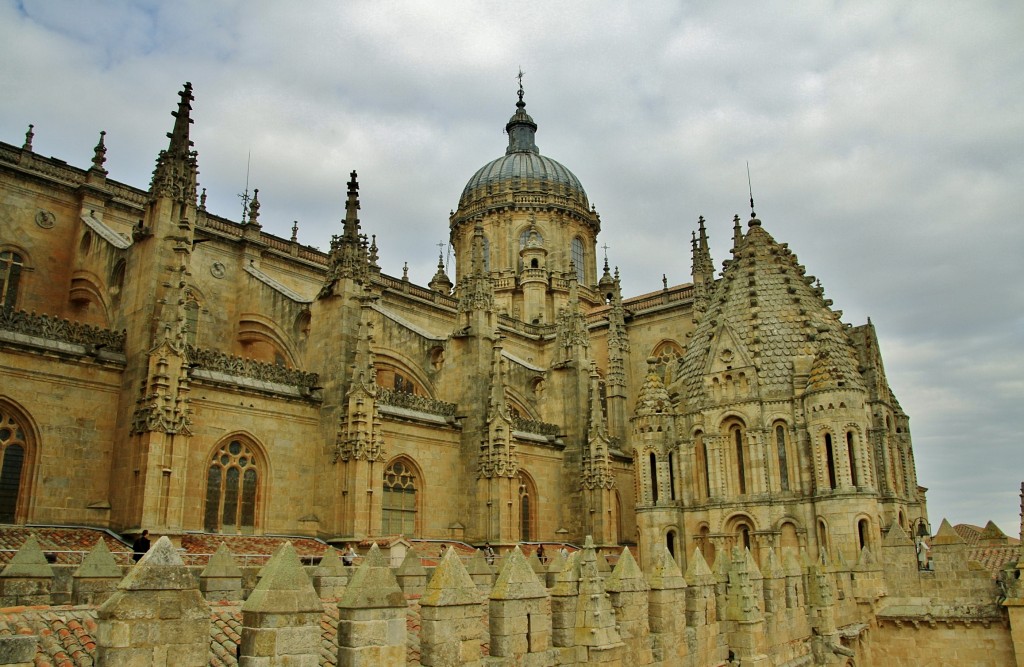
[733,425,747,495]
[668,451,677,501]
[694,431,709,500]
[0,250,25,309]
[847,431,858,487]
[571,237,585,283]
[204,439,260,534]
[825,433,837,490]
[0,409,27,523]
[649,452,659,503]
[775,424,790,491]
[382,459,417,536]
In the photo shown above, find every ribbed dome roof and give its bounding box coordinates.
[457,86,589,210]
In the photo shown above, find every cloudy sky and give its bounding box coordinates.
[2,1,1021,536]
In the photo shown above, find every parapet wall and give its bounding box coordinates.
[0,526,1015,667]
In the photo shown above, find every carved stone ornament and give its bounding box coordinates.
[35,210,55,229]
[210,261,226,279]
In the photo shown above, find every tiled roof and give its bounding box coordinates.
[0,606,98,666]
[180,534,329,566]
[968,546,1021,577]
[0,526,131,566]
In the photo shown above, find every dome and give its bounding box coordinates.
[457,86,590,212]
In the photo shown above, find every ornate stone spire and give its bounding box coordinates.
[320,171,373,296]
[334,293,384,463]
[428,250,453,294]
[456,220,495,313]
[582,364,615,491]
[150,82,198,204]
[479,338,517,479]
[692,215,714,313]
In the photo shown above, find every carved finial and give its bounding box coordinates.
[291,220,298,242]
[662,274,668,290]
[247,188,260,226]
[516,68,525,108]
[23,124,34,151]
[402,262,409,281]
[199,187,207,211]
[91,130,107,173]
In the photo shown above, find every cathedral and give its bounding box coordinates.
[0,81,927,573]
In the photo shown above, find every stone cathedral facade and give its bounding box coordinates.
[0,82,928,573]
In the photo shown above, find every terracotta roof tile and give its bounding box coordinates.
[0,527,131,566]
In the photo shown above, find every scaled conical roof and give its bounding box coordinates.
[674,216,864,404]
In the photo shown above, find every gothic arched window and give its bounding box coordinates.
[0,250,25,309]
[519,471,537,542]
[571,237,585,283]
[0,408,28,523]
[204,439,260,534]
[382,459,417,536]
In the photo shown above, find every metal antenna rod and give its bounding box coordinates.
[747,161,755,215]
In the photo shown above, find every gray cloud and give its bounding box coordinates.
[2,0,1021,534]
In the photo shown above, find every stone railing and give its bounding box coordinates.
[185,344,319,390]
[0,307,126,352]
[511,414,561,437]
[376,387,457,418]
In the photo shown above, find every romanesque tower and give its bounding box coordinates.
[635,210,927,570]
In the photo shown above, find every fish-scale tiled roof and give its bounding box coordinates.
[0,526,130,565]
[634,365,673,416]
[674,219,864,405]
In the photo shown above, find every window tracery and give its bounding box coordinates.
[0,409,27,523]
[204,439,260,534]
[382,458,417,536]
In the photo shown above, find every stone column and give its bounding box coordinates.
[337,543,408,666]
[0,535,53,606]
[605,547,651,664]
[200,542,243,602]
[647,545,687,665]
[239,542,323,666]
[72,538,124,606]
[96,536,211,666]
[419,547,484,666]
[489,545,555,666]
